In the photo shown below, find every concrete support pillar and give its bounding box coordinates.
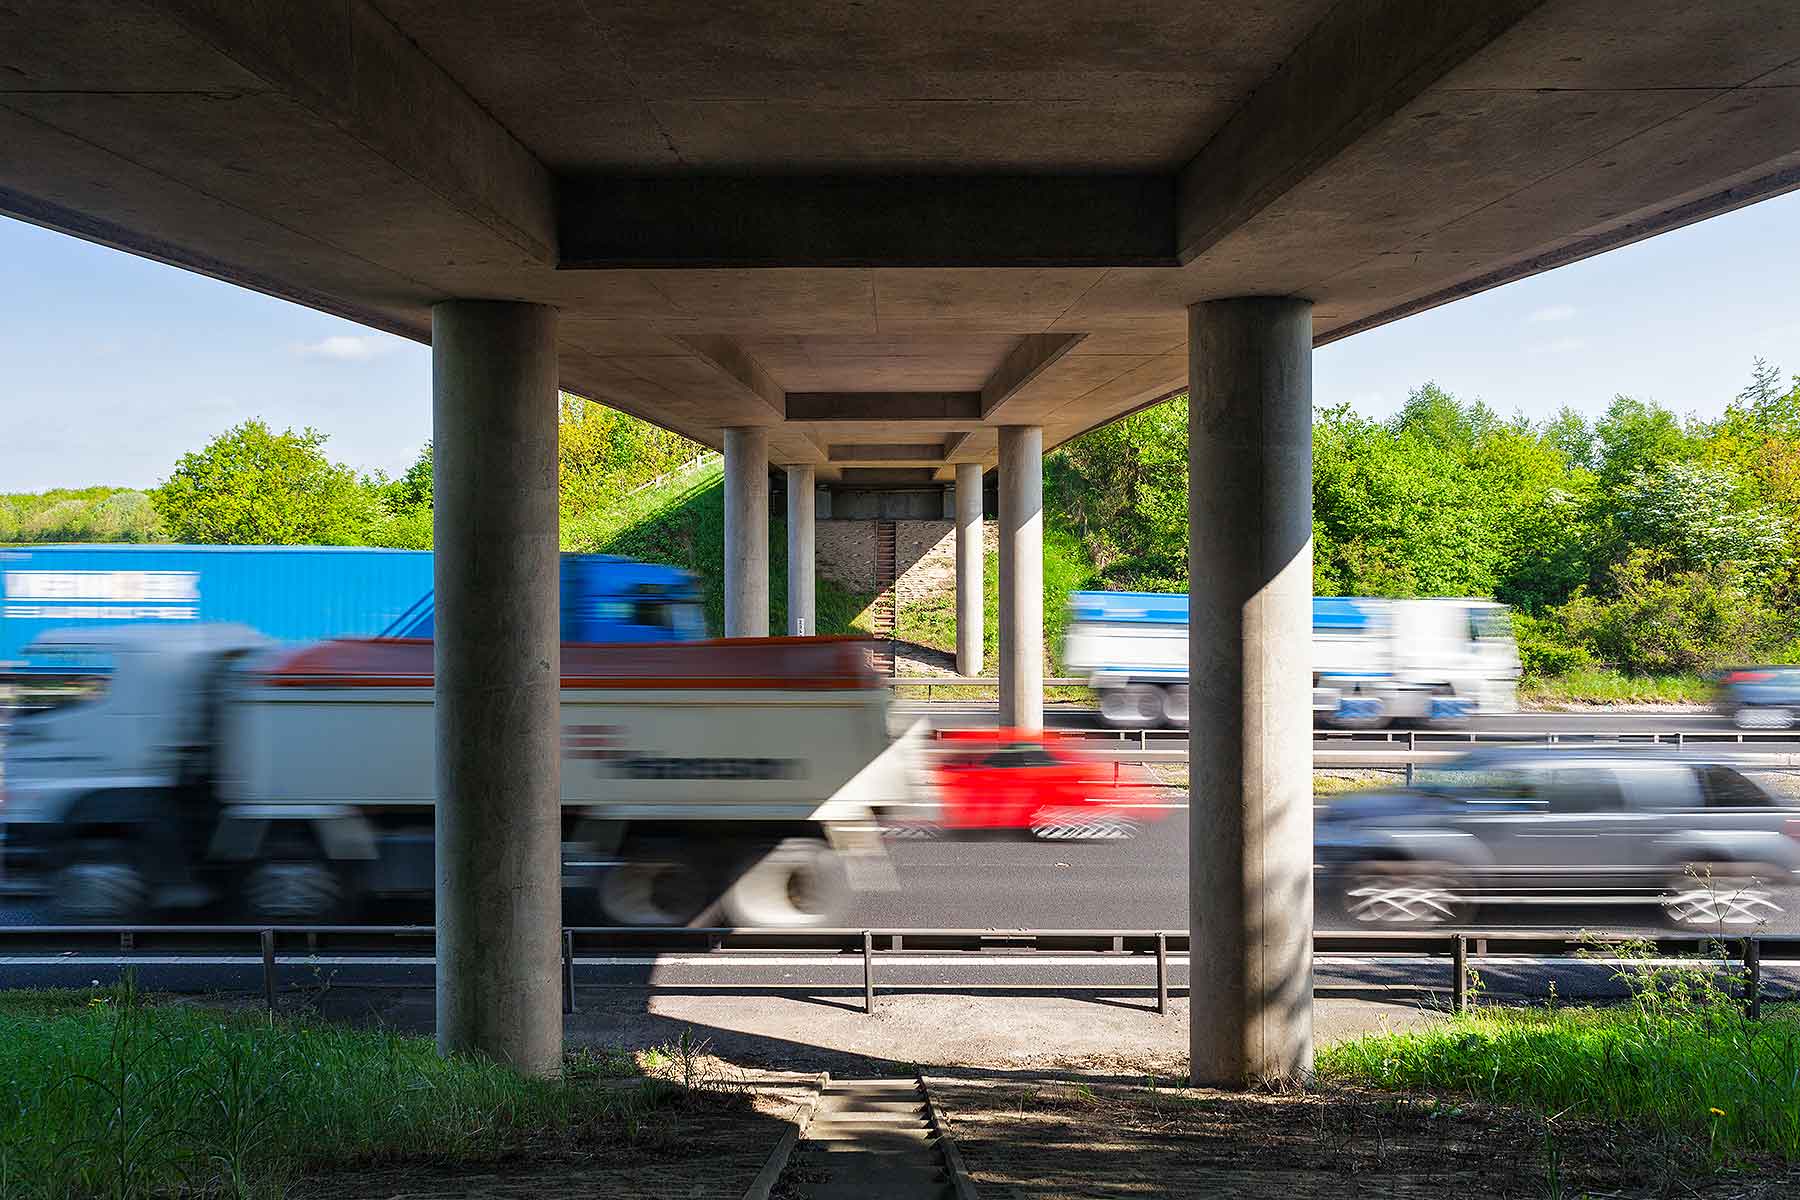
[1187,297,1315,1087]
[954,462,984,678]
[785,465,815,636]
[723,427,769,637]
[996,427,1042,732]
[431,300,561,1076]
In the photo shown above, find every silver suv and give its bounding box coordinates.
[1316,748,1800,928]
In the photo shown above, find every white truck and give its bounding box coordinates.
[0,625,931,926]
[1062,592,1521,729]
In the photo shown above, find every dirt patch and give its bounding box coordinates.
[926,1076,1800,1199]
[295,1083,796,1200]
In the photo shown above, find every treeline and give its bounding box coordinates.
[1050,360,1800,676]
[2,395,705,553]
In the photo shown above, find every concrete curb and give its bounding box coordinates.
[741,1070,829,1200]
[918,1071,980,1200]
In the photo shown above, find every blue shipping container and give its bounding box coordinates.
[0,545,703,673]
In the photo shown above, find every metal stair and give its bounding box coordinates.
[870,519,897,675]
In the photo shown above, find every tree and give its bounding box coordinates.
[1613,461,1789,584]
[151,419,376,545]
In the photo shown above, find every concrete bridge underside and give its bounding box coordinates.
[5,0,1798,1084]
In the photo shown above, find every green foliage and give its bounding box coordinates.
[1549,552,1791,676]
[1320,942,1800,1163]
[567,462,872,637]
[151,419,375,545]
[1046,396,1186,590]
[0,488,167,544]
[558,393,706,521]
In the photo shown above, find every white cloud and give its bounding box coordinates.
[1527,303,1578,324]
[1532,336,1587,354]
[290,334,394,361]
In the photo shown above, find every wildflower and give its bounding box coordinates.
[1709,1107,1725,1117]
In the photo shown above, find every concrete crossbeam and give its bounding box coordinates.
[557,175,1175,268]
[1176,0,1546,263]
[827,444,945,463]
[785,393,983,423]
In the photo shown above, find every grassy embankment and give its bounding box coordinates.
[562,460,874,638]
[1322,947,1800,1165]
[0,984,732,1200]
[1520,668,1715,706]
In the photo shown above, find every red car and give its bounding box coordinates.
[907,729,1165,841]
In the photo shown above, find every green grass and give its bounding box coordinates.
[1521,668,1714,706]
[895,522,1095,684]
[1322,965,1800,1164]
[0,983,685,1199]
[565,462,874,637]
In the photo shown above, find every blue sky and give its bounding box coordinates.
[3,189,1799,493]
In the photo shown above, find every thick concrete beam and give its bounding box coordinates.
[996,427,1043,733]
[671,336,785,419]
[827,443,944,463]
[1187,297,1314,1088]
[980,334,1088,420]
[785,465,816,637]
[955,463,985,678]
[838,468,939,487]
[942,432,974,460]
[162,0,555,260]
[1175,0,1544,263]
[432,300,561,1075]
[785,392,982,423]
[723,427,770,637]
[557,175,1175,268]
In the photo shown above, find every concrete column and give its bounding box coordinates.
[431,300,561,1076]
[785,465,816,636]
[954,462,984,678]
[723,427,769,637]
[1187,296,1314,1087]
[996,427,1042,732]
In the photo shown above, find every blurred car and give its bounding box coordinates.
[1316,747,1800,928]
[1714,666,1800,730]
[895,729,1165,841]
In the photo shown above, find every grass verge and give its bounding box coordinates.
[0,982,745,1199]
[1521,668,1714,706]
[1320,945,1800,1164]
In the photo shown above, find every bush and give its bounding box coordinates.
[83,491,165,542]
[1512,612,1594,678]
[1548,551,1794,675]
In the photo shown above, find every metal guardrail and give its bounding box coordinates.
[3,924,1791,1019]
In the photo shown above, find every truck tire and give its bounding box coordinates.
[1099,684,1166,728]
[53,841,148,922]
[721,838,850,928]
[243,861,344,923]
[599,845,709,926]
[1162,685,1189,728]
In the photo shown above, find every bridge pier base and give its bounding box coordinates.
[432,299,563,1076]
[1187,297,1315,1087]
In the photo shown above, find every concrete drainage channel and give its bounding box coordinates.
[749,1073,974,1199]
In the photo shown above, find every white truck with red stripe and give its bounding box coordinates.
[1,625,930,926]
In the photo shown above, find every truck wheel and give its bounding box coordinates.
[600,849,709,926]
[243,860,344,923]
[721,838,849,928]
[1099,684,1165,728]
[1162,685,1189,729]
[53,841,148,922]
